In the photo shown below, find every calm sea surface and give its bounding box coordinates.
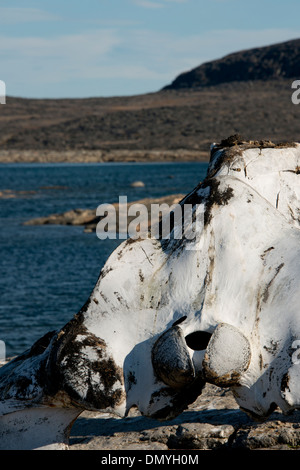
[0,162,208,357]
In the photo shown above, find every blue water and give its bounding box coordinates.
[0,162,208,357]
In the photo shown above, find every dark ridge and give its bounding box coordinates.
[163,38,300,90]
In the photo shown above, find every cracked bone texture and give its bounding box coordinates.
[0,137,300,449]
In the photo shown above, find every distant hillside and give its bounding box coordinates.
[0,38,299,163]
[164,38,300,90]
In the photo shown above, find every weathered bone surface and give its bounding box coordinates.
[1,137,300,449]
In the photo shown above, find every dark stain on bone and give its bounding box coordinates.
[207,255,215,285]
[99,266,113,280]
[283,166,300,175]
[264,340,279,356]
[262,263,284,303]
[0,329,58,401]
[201,179,234,225]
[99,291,110,304]
[213,135,296,159]
[172,316,187,327]
[47,313,125,411]
[149,375,206,421]
[114,291,129,308]
[10,376,33,399]
[125,237,139,246]
[114,291,122,302]
[219,134,246,148]
[126,371,137,392]
[141,246,154,266]
[203,364,242,388]
[157,173,233,253]
[149,295,155,309]
[261,247,275,259]
[260,247,275,264]
[287,204,299,223]
[281,372,290,394]
[259,353,264,370]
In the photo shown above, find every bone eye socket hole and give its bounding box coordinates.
[185,331,212,351]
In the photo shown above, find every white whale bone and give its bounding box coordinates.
[1,138,300,448]
[151,325,196,389]
[0,405,81,450]
[202,323,251,387]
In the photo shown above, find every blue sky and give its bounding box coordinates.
[1,0,300,98]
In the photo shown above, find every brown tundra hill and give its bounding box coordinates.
[0,38,299,163]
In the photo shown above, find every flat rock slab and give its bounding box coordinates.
[24,194,185,234]
[69,384,300,450]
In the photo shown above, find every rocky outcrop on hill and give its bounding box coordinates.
[164,38,300,90]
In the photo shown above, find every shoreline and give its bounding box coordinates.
[0,149,209,164]
[23,194,186,233]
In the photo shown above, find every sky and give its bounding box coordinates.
[0,0,300,99]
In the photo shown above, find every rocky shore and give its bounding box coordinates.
[0,189,36,199]
[70,383,300,450]
[24,194,185,233]
[3,354,300,451]
[0,149,207,164]
[2,345,300,450]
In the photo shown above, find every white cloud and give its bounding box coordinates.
[193,28,300,62]
[133,0,188,7]
[132,0,164,8]
[0,7,59,23]
[1,26,299,96]
[110,27,300,80]
[0,30,120,61]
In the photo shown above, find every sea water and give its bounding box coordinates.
[0,161,208,357]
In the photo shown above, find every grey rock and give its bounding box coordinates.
[130,181,145,187]
[168,422,235,450]
[24,194,185,233]
[69,384,300,450]
[232,420,300,450]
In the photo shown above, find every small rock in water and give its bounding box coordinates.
[130,181,145,188]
